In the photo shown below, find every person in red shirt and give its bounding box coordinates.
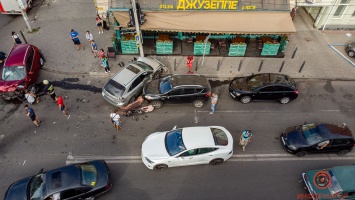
[55,96,68,116]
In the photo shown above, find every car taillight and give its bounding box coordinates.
[205,92,211,97]
[105,179,111,190]
[294,90,299,94]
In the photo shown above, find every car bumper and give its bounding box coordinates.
[141,153,154,170]
[102,90,127,107]
[280,135,295,154]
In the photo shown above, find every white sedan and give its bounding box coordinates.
[141,126,234,170]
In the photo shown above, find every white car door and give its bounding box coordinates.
[172,149,199,167]
[195,148,218,164]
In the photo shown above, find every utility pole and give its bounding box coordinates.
[17,0,32,32]
[131,0,144,57]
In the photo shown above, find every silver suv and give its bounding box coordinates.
[102,57,167,107]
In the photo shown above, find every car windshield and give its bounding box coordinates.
[136,61,153,71]
[79,164,97,187]
[2,66,26,81]
[211,128,228,146]
[165,129,186,156]
[28,173,46,200]
[159,77,173,94]
[302,123,324,145]
[246,74,269,90]
[104,79,125,97]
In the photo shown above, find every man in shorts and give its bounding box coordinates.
[70,29,84,50]
[110,109,121,132]
[239,130,253,151]
[25,104,41,127]
[55,96,68,116]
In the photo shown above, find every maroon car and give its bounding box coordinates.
[0,44,44,101]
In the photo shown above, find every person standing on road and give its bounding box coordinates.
[25,90,39,104]
[96,15,103,34]
[101,55,110,73]
[12,31,22,44]
[70,29,84,50]
[98,48,105,59]
[110,109,121,132]
[91,40,98,58]
[210,93,218,114]
[43,80,56,101]
[55,96,68,116]
[85,31,94,44]
[239,130,252,151]
[25,104,41,127]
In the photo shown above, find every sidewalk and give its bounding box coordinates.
[1,0,355,80]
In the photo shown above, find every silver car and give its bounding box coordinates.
[346,42,355,57]
[102,57,167,107]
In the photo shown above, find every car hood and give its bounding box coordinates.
[0,79,23,92]
[5,177,31,200]
[284,128,308,146]
[143,79,160,95]
[137,57,163,72]
[142,132,170,159]
[230,77,250,91]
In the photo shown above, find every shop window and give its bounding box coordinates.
[333,0,350,18]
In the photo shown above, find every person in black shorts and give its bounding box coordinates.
[69,29,84,50]
[25,104,41,127]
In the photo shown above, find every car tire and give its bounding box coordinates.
[153,164,168,171]
[280,97,291,104]
[296,151,307,157]
[193,99,205,108]
[151,101,163,108]
[347,50,355,57]
[209,158,224,166]
[240,96,251,104]
[337,149,349,156]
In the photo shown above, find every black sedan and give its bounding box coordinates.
[229,73,298,104]
[4,160,111,200]
[280,123,354,157]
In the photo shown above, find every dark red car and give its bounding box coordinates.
[0,44,44,100]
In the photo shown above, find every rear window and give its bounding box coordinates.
[104,79,126,97]
[135,61,153,71]
[211,128,228,146]
[126,65,141,74]
[79,164,97,187]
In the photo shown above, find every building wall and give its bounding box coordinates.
[94,0,109,15]
[315,0,355,29]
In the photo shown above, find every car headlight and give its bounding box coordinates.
[235,93,241,96]
[145,95,153,100]
[288,145,297,150]
[145,157,154,164]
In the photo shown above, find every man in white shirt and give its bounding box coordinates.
[25,90,39,104]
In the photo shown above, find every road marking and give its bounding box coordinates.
[197,110,344,113]
[66,153,355,164]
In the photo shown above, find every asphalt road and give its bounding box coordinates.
[0,72,355,199]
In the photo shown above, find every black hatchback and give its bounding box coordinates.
[143,74,211,108]
[229,73,298,104]
[280,123,354,157]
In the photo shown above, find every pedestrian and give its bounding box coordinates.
[12,31,22,44]
[96,14,103,34]
[101,55,110,73]
[239,130,253,151]
[43,80,56,101]
[55,96,68,116]
[110,109,121,132]
[25,90,40,104]
[101,12,109,30]
[209,93,218,114]
[91,40,98,58]
[98,48,105,59]
[25,104,41,127]
[85,31,94,44]
[69,29,84,50]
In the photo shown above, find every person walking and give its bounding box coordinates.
[110,109,121,132]
[12,31,22,44]
[239,130,253,151]
[101,55,110,73]
[210,93,218,114]
[43,80,56,101]
[98,48,105,59]
[91,40,98,58]
[25,104,41,127]
[96,15,103,34]
[25,90,39,104]
[85,31,94,44]
[55,96,68,116]
[70,29,84,50]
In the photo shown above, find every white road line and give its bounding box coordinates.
[197,110,344,113]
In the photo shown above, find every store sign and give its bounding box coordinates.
[174,0,239,10]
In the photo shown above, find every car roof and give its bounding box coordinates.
[45,164,82,194]
[171,75,208,87]
[251,73,295,86]
[315,123,353,140]
[4,44,31,66]
[182,127,215,148]
[331,165,355,192]
[111,63,145,86]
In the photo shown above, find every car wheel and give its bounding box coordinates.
[296,151,307,157]
[193,99,205,108]
[151,101,163,108]
[240,96,251,104]
[337,149,349,156]
[153,164,168,171]
[348,50,355,57]
[280,97,291,104]
[209,158,224,166]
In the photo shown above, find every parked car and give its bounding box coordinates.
[0,44,45,101]
[143,74,211,108]
[102,57,167,107]
[141,126,233,170]
[302,165,355,200]
[229,73,298,104]
[4,160,111,200]
[346,42,355,57]
[280,122,354,157]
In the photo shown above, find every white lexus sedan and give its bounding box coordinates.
[141,126,234,170]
